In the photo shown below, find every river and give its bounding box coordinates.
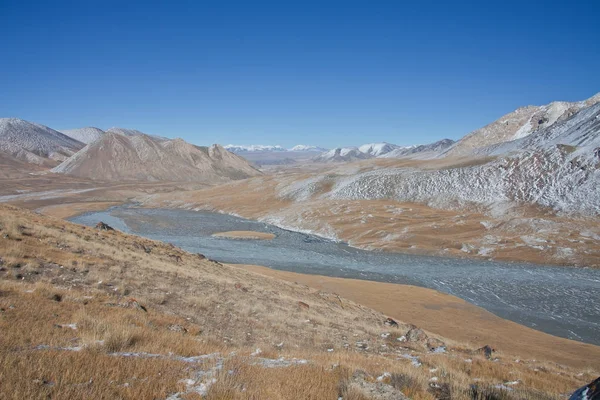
[70,206,600,346]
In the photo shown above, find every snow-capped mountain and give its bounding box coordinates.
[443,92,600,157]
[53,133,261,182]
[224,145,287,153]
[358,142,401,157]
[225,144,327,153]
[380,139,455,159]
[312,147,373,163]
[289,145,328,152]
[0,118,85,166]
[60,127,105,144]
[281,101,600,215]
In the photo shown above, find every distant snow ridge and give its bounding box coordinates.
[358,142,401,157]
[224,145,287,153]
[312,147,373,163]
[0,118,84,165]
[60,127,105,144]
[379,139,455,159]
[289,145,328,152]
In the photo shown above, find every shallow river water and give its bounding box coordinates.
[70,207,600,346]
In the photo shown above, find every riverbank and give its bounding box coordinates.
[235,263,600,370]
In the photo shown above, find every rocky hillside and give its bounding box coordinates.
[52,132,261,182]
[60,127,105,144]
[0,118,84,166]
[443,92,600,157]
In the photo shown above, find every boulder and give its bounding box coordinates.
[95,222,114,231]
[426,337,445,351]
[384,317,399,328]
[405,327,428,343]
[298,301,310,310]
[475,345,495,359]
[569,376,599,400]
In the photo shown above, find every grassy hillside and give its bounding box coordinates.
[0,205,596,399]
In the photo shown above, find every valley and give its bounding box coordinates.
[1,92,600,399]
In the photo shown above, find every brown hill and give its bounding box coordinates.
[52,132,261,182]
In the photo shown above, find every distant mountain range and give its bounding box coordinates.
[1,92,598,180]
[224,144,327,153]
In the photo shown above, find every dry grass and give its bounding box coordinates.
[0,204,597,399]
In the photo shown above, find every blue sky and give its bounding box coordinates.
[1,0,599,148]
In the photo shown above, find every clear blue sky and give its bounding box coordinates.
[1,0,599,148]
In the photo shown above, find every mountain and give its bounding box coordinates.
[358,142,401,157]
[312,147,373,163]
[322,102,600,215]
[224,145,287,153]
[60,127,105,144]
[52,132,261,182]
[289,145,328,152]
[473,101,600,157]
[380,139,455,159]
[0,118,84,166]
[106,127,169,142]
[443,93,600,157]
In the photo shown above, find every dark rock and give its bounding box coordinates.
[569,376,600,400]
[51,294,62,302]
[384,317,399,328]
[475,345,495,359]
[95,222,114,231]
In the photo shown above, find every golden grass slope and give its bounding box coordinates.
[0,204,598,399]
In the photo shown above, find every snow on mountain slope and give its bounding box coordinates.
[224,145,287,153]
[312,147,373,163]
[443,92,600,157]
[289,145,328,152]
[379,139,455,159]
[358,142,400,156]
[0,118,84,165]
[60,127,105,144]
[52,133,261,182]
[279,104,600,215]
[473,102,600,157]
